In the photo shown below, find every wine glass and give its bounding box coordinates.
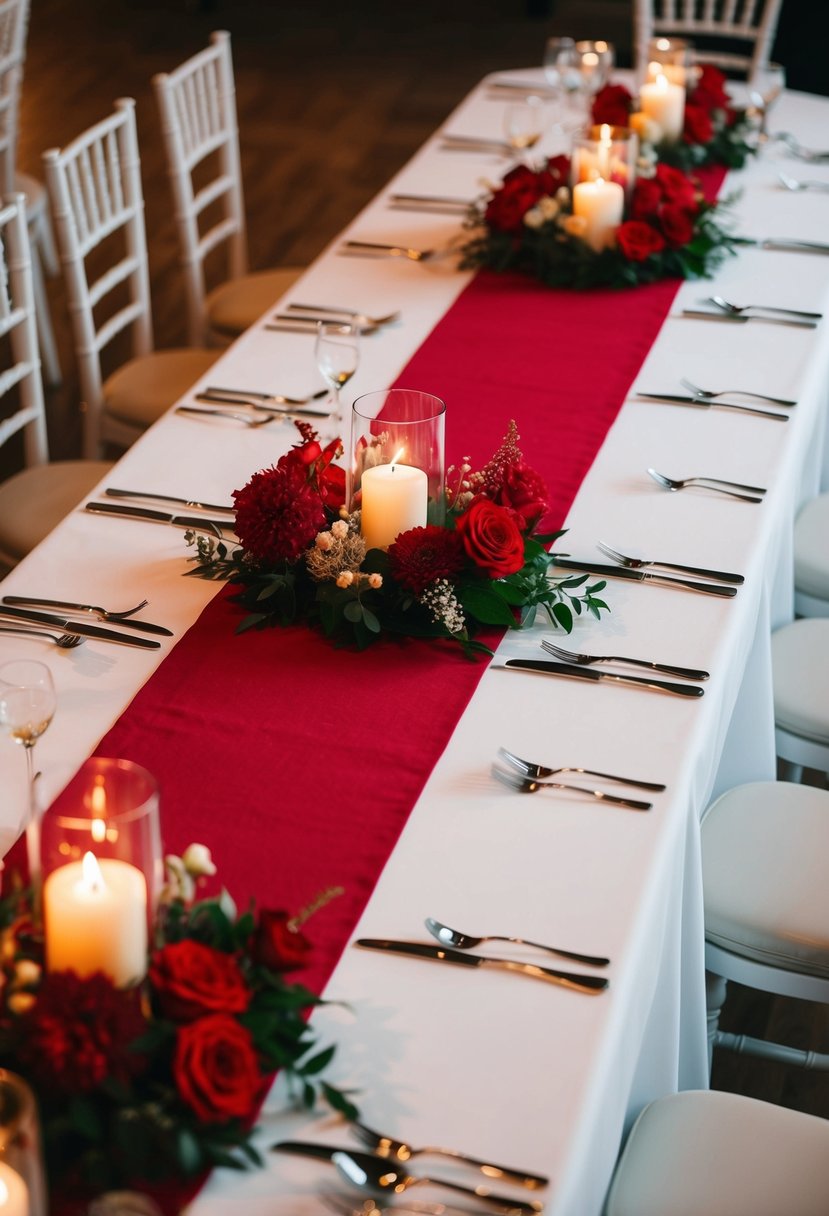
[0,660,56,878]
[315,321,359,433]
[750,62,786,141]
[503,97,547,157]
[574,40,615,116]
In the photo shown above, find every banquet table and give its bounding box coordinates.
[2,66,829,1216]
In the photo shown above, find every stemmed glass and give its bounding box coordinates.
[503,97,547,158]
[315,321,359,433]
[542,36,579,125]
[0,660,56,879]
[750,62,786,141]
[574,40,615,117]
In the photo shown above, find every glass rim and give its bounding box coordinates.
[46,755,159,829]
[352,387,446,424]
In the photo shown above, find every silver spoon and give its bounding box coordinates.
[679,377,796,407]
[425,917,609,968]
[647,468,766,503]
[708,294,822,321]
[778,172,829,194]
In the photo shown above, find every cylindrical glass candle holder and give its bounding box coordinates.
[350,389,446,551]
[646,36,691,87]
[0,1070,48,1216]
[39,757,162,988]
[639,40,688,143]
[571,125,636,251]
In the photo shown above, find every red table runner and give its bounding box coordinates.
[94,258,707,998]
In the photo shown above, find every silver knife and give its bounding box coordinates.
[503,659,704,699]
[735,237,829,254]
[104,488,234,513]
[271,1138,549,1191]
[272,1142,545,1213]
[194,392,326,417]
[552,558,738,597]
[0,606,161,649]
[85,502,234,531]
[389,192,471,207]
[354,938,608,993]
[2,597,172,637]
[680,309,818,329]
[635,393,790,421]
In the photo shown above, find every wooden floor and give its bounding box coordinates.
[7,0,829,1122]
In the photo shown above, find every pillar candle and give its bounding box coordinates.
[0,1162,29,1216]
[43,852,148,987]
[640,72,685,143]
[360,463,428,550]
[572,178,624,252]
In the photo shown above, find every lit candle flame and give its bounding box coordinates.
[81,851,104,892]
[655,72,669,92]
[598,123,613,180]
[390,446,406,467]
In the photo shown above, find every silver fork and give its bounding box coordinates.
[2,595,148,621]
[707,295,822,321]
[0,624,83,648]
[596,540,745,585]
[176,406,281,429]
[201,385,329,406]
[286,303,401,326]
[492,764,653,811]
[340,241,437,261]
[498,746,665,791]
[321,1192,491,1216]
[778,172,829,194]
[647,468,766,503]
[541,639,709,682]
[771,132,829,162]
[679,376,797,407]
[350,1120,549,1189]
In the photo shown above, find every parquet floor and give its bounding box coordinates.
[7,0,829,1122]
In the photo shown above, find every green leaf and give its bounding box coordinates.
[552,601,573,632]
[299,1043,336,1075]
[343,599,363,623]
[457,583,517,626]
[361,605,381,633]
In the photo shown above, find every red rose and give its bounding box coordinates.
[615,220,666,262]
[455,499,525,578]
[630,177,663,221]
[683,103,714,145]
[492,460,549,530]
[591,83,633,128]
[251,909,312,972]
[485,165,544,233]
[659,203,696,247]
[690,64,730,112]
[542,155,572,192]
[150,940,251,1022]
[388,525,465,595]
[654,163,698,210]
[174,1014,262,1124]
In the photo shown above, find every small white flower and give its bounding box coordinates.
[182,843,217,877]
[336,570,354,588]
[315,531,334,550]
[368,572,383,589]
[538,195,559,220]
[13,959,41,987]
[524,207,544,229]
[555,185,570,206]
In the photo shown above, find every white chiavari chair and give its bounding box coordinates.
[0,0,60,385]
[0,193,110,568]
[42,98,219,459]
[633,0,785,79]
[794,494,829,618]
[153,30,303,348]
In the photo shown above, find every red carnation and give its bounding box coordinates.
[18,971,147,1095]
[251,910,312,973]
[233,461,327,564]
[388,525,465,596]
[659,203,696,247]
[616,220,666,262]
[150,940,251,1022]
[591,83,633,128]
[455,499,525,579]
[683,103,714,145]
[492,460,549,530]
[174,1014,262,1124]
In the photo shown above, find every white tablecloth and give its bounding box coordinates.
[2,70,829,1216]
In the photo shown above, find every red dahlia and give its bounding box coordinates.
[18,971,147,1095]
[233,460,327,564]
[388,526,465,596]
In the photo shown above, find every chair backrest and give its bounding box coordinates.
[0,192,47,467]
[634,0,784,79]
[153,30,248,347]
[42,98,153,458]
[0,0,28,195]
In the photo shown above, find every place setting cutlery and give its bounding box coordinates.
[0,605,162,650]
[497,746,666,794]
[437,133,514,155]
[177,405,295,428]
[677,376,796,407]
[103,487,235,514]
[198,384,331,409]
[729,235,829,257]
[267,316,386,337]
[770,131,829,162]
[778,171,829,194]
[540,639,709,682]
[679,305,819,329]
[272,1141,547,1213]
[705,294,822,323]
[497,652,703,701]
[491,760,657,804]
[634,385,790,421]
[647,467,767,504]
[0,624,84,649]
[321,1192,500,1216]
[84,501,236,534]
[1,595,172,637]
[596,540,744,586]
[353,936,609,995]
[338,241,440,262]
[549,555,738,596]
[425,915,610,968]
[387,193,472,214]
[284,303,402,328]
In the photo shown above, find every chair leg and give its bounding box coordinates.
[29,237,62,387]
[705,970,728,1074]
[777,758,804,783]
[33,205,59,278]
[711,1032,829,1069]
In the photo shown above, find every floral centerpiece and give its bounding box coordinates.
[591,65,756,170]
[186,420,609,656]
[460,154,736,289]
[0,846,353,1203]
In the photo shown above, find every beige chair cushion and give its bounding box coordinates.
[702,781,829,978]
[206,267,304,338]
[103,348,221,428]
[795,494,829,600]
[771,618,829,745]
[605,1090,829,1216]
[0,460,113,561]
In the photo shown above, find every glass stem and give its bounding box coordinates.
[24,743,42,901]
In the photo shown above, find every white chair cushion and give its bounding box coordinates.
[795,494,829,601]
[605,1090,829,1216]
[103,348,221,428]
[206,267,303,338]
[0,460,113,561]
[771,618,829,745]
[702,781,829,978]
